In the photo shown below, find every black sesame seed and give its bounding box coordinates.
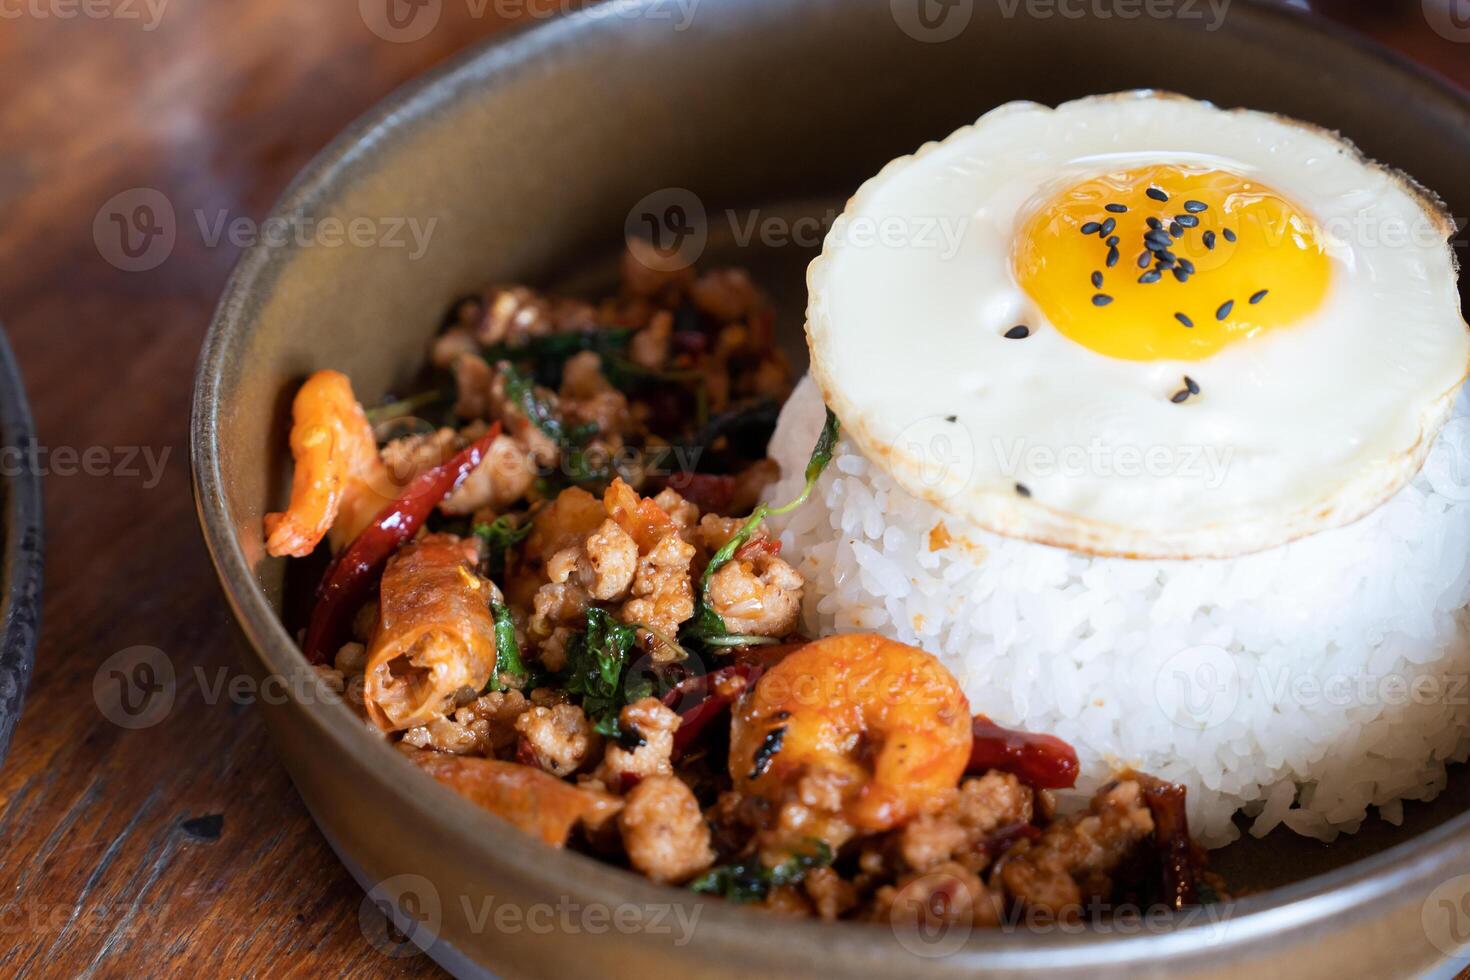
[1216,299,1235,321]
[1173,267,1190,283]
[1137,251,1152,269]
[945,415,958,423]
[1016,482,1032,498]
[1081,221,1102,235]
[1176,214,1200,229]
[1171,389,1191,404]
[1223,228,1237,243]
[1156,250,1177,266]
[1185,375,1200,395]
[1147,187,1170,202]
[1145,231,1174,249]
[1169,221,1184,237]
[1175,312,1194,328]
[1004,324,1031,340]
[1183,200,1208,214]
[1106,235,1120,247]
[1091,271,1104,288]
[1092,293,1114,307]
[1203,230,1217,250]
[1107,247,1120,268]
[1099,218,1117,237]
[1138,270,1163,284]
[1105,203,1129,214]
[1250,289,1269,305]
[1146,216,1164,231]
[1176,258,1195,275]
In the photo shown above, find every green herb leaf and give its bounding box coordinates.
[683,408,840,648]
[501,362,574,447]
[473,516,533,578]
[481,328,635,369]
[561,607,642,730]
[500,362,608,487]
[490,601,529,690]
[689,841,834,903]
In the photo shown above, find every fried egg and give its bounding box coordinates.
[806,92,1469,559]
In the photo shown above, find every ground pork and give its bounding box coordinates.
[803,867,858,921]
[442,434,536,514]
[620,532,696,651]
[618,775,715,883]
[704,550,803,638]
[870,861,1003,929]
[595,697,680,783]
[559,351,632,442]
[629,309,672,370]
[400,689,531,756]
[515,703,600,777]
[898,772,1035,874]
[689,268,760,323]
[998,779,1155,919]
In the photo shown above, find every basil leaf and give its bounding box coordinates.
[490,601,529,689]
[561,607,641,730]
[684,408,840,647]
[473,516,533,578]
[689,841,833,903]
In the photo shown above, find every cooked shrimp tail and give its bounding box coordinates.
[264,370,389,558]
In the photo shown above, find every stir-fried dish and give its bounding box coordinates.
[267,248,1223,924]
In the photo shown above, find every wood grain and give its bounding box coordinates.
[0,1,1462,976]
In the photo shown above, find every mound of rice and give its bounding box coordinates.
[767,375,1470,847]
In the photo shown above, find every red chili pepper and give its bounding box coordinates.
[1138,775,1201,910]
[968,715,1080,790]
[301,422,502,663]
[663,473,736,516]
[666,664,762,760]
[734,534,781,562]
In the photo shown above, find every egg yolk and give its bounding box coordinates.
[1013,164,1331,361]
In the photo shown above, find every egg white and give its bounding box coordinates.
[806,92,1469,559]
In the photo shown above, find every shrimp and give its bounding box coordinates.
[729,634,972,833]
[401,746,622,847]
[264,370,391,558]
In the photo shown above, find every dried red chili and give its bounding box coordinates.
[968,715,1081,790]
[301,422,502,663]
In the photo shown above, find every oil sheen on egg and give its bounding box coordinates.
[806,92,1469,559]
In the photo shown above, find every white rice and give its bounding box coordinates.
[767,375,1470,847]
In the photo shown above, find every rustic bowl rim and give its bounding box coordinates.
[0,323,43,766]
[191,0,1470,971]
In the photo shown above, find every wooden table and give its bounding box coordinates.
[0,1,1463,975]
